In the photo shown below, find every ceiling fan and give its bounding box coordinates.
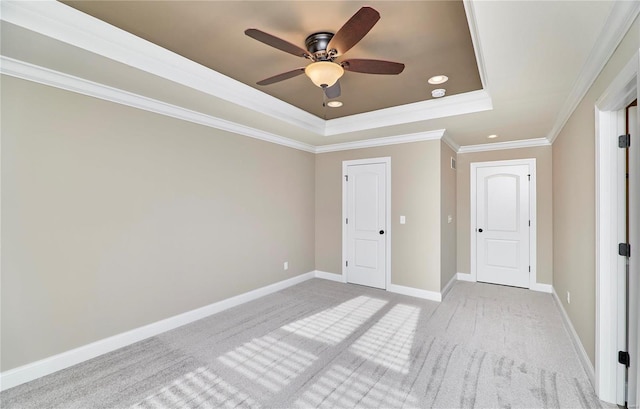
[245,6,405,100]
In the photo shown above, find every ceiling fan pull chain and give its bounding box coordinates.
[321,86,328,119]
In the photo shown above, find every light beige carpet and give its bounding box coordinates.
[1,279,602,408]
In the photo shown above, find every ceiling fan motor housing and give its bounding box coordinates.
[305,32,335,60]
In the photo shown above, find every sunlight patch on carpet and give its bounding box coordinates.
[218,335,317,392]
[131,366,259,409]
[350,303,419,374]
[281,296,387,345]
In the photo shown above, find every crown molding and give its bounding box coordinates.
[314,130,446,154]
[0,56,317,153]
[441,132,461,153]
[463,0,489,92]
[458,138,551,154]
[1,0,493,138]
[3,54,557,157]
[546,0,640,144]
[324,89,492,136]
[0,0,326,135]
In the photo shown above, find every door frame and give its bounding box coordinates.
[342,157,391,289]
[594,50,638,404]
[470,158,538,288]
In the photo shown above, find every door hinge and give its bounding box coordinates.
[619,134,631,148]
[529,266,531,272]
[528,220,531,227]
[345,175,348,182]
[618,351,630,367]
[346,260,349,267]
[619,243,631,257]
[346,218,348,224]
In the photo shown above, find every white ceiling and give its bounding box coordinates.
[1,1,637,151]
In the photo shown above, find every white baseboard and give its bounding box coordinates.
[551,287,596,388]
[314,270,345,282]
[387,284,442,302]
[530,283,553,293]
[457,272,475,282]
[441,274,458,300]
[0,271,316,392]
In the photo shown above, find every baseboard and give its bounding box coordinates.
[551,287,596,388]
[387,284,442,302]
[530,283,553,293]
[457,272,475,282]
[314,270,345,282]
[0,271,316,392]
[441,274,458,300]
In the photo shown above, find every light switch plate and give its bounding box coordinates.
[400,216,406,224]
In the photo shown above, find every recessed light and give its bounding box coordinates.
[326,100,343,108]
[487,134,498,139]
[428,75,449,85]
[431,89,446,98]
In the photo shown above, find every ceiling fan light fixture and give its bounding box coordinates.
[305,61,344,88]
[428,75,449,85]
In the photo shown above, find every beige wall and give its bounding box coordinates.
[315,140,442,292]
[553,16,640,366]
[440,142,457,290]
[1,76,316,371]
[456,146,553,284]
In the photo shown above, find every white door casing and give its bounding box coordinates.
[595,51,638,404]
[628,104,638,409]
[342,158,390,290]
[471,159,537,289]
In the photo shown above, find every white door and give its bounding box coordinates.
[345,161,387,289]
[476,163,531,288]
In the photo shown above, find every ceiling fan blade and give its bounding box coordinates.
[256,68,306,86]
[342,59,405,75]
[327,7,380,56]
[324,81,341,99]
[245,29,310,58]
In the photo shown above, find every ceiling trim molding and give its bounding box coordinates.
[546,0,640,144]
[442,132,461,153]
[458,138,551,154]
[3,55,554,157]
[324,90,492,136]
[462,0,489,91]
[0,0,326,135]
[1,0,493,138]
[0,56,317,153]
[314,130,446,154]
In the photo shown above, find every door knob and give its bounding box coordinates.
[478,228,483,233]
[379,230,385,235]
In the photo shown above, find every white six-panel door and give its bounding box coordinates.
[345,161,387,289]
[475,163,531,288]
